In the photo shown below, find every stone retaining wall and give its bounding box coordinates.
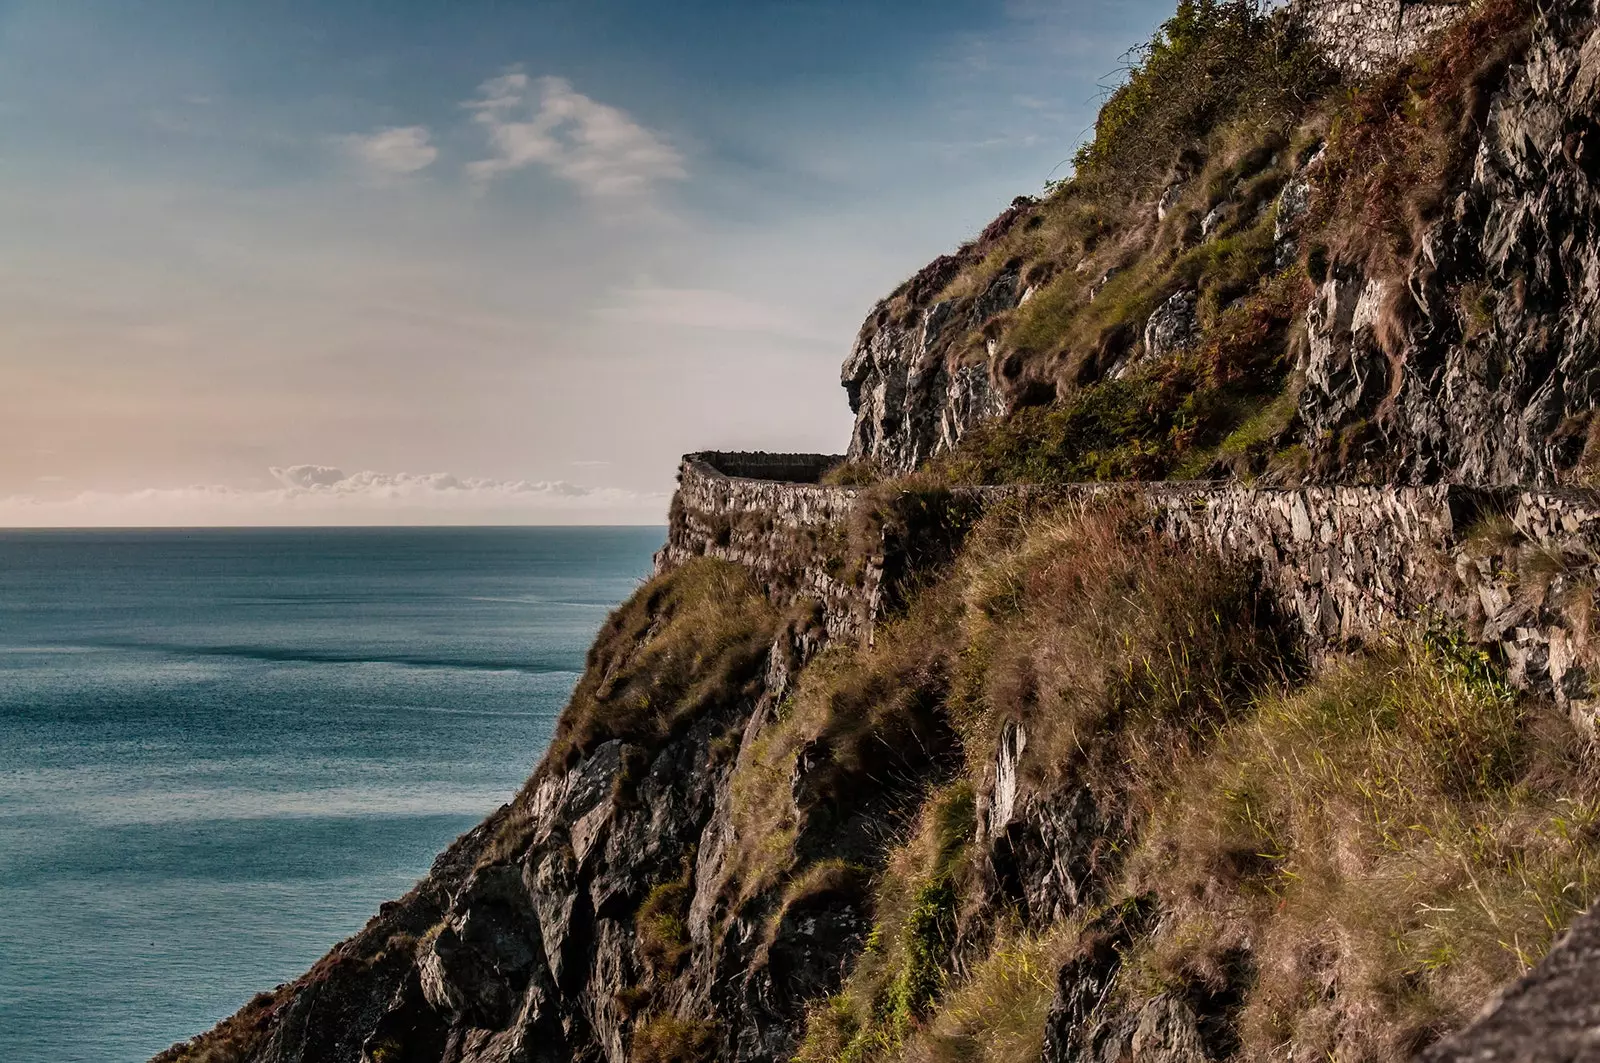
[655,454,875,643]
[1290,0,1471,75]
[659,454,1600,732]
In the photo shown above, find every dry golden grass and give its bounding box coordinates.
[631,1014,719,1063]
[555,558,779,758]
[793,498,1289,1063]
[482,558,777,865]
[905,929,1076,1063]
[779,493,1600,1063]
[947,499,1293,794]
[1125,641,1600,1061]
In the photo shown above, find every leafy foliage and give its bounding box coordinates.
[1075,0,1331,191]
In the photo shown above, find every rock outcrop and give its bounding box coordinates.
[1421,904,1600,1063]
[1297,0,1600,485]
[841,200,1032,472]
[166,577,863,1063]
[163,4,1600,1063]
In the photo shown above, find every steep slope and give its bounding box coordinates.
[843,0,1600,490]
[160,3,1600,1063]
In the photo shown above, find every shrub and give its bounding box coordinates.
[150,990,285,1063]
[637,855,695,976]
[1074,0,1332,192]
[632,1015,719,1063]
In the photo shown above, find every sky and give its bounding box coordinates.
[0,0,1176,526]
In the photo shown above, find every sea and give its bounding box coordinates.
[0,526,663,1063]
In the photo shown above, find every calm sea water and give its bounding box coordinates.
[0,527,662,1063]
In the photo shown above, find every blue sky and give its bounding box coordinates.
[0,0,1175,524]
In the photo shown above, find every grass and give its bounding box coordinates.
[824,3,1335,497]
[713,595,963,913]
[789,499,1294,1062]
[632,1015,720,1063]
[923,272,1307,488]
[768,494,1599,1063]
[485,557,777,864]
[1121,639,1600,1061]
[911,929,1071,1063]
[831,0,1537,498]
[944,500,1297,798]
[793,784,977,1063]
[554,557,778,761]
[637,854,696,977]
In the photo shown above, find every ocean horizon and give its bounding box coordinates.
[0,526,663,1062]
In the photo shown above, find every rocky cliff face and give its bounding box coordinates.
[840,0,1600,489]
[159,556,870,1063]
[1299,0,1600,485]
[841,201,1033,472]
[163,4,1600,1063]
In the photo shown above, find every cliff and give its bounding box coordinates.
[843,0,1598,490]
[161,3,1600,1063]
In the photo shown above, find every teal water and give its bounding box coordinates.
[0,527,662,1063]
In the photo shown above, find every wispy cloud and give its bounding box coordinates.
[0,466,667,527]
[341,125,439,175]
[464,73,685,202]
[594,285,836,342]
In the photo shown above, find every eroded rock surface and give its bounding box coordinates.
[1299,0,1600,485]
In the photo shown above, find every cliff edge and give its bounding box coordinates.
[160,3,1600,1063]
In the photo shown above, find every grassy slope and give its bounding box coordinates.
[767,499,1600,1063]
[831,0,1536,491]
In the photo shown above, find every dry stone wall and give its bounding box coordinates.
[1290,0,1470,75]
[654,453,877,644]
[660,454,1600,734]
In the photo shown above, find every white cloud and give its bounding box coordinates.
[342,125,438,174]
[594,285,837,343]
[0,466,667,527]
[464,73,685,202]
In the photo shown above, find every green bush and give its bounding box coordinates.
[1074,0,1331,191]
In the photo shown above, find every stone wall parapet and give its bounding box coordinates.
[1289,0,1471,76]
[659,453,1600,732]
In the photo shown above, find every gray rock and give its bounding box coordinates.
[1274,173,1313,269]
[1297,0,1600,486]
[1120,290,1199,379]
[1421,905,1600,1063]
[1131,995,1210,1063]
[1157,179,1187,223]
